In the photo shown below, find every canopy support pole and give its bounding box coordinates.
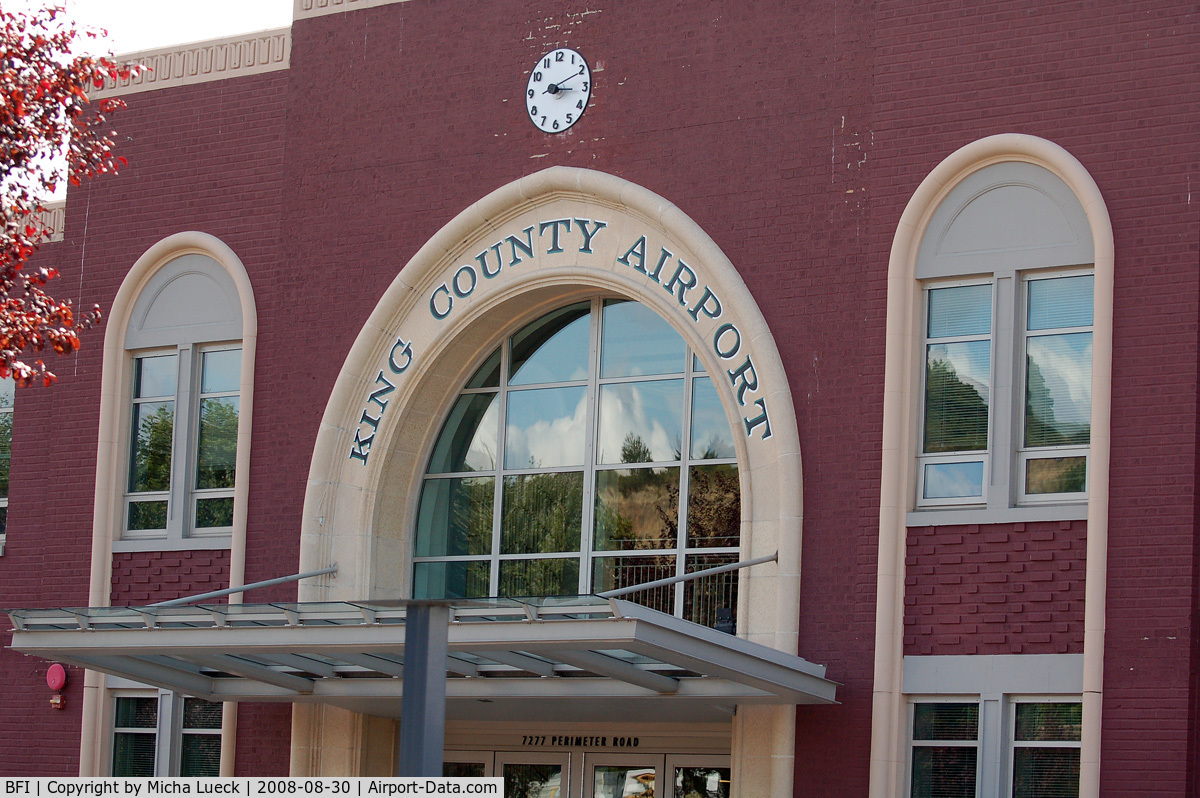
[397,602,450,777]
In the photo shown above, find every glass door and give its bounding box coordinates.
[495,751,571,798]
[664,755,731,798]
[584,753,662,798]
[442,750,492,779]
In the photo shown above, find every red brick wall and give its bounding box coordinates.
[904,521,1086,656]
[109,550,231,605]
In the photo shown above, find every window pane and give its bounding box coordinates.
[444,762,486,778]
[0,507,7,537]
[910,747,977,798]
[593,467,679,550]
[684,553,739,629]
[509,302,590,385]
[414,477,494,557]
[923,461,984,500]
[913,703,979,741]
[196,397,239,489]
[592,554,675,613]
[465,347,501,389]
[505,386,587,468]
[499,557,580,597]
[501,472,583,554]
[180,734,221,777]
[1025,457,1087,495]
[597,380,684,464]
[412,560,489,599]
[127,500,168,531]
[1025,333,1092,447]
[201,349,240,394]
[687,464,740,548]
[130,401,174,491]
[1028,275,1094,331]
[675,766,731,798]
[600,298,686,377]
[504,763,564,798]
[115,696,158,728]
[1015,703,1082,742]
[928,284,991,338]
[195,497,234,528]
[594,765,655,798]
[0,376,14,408]
[0,411,10,500]
[135,354,177,398]
[112,733,155,776]
[690,377,735,460]
[1013,748,1080,798]
[183,698,223,730]
[428,393,499,473]
[924,341,990,453]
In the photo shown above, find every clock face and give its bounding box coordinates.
[526,48,590,133]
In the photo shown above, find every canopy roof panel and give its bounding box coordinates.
[7,597,836,723]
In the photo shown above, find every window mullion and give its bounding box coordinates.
[989,276,1016,511]
[578,298,602,596]
[167,347,196,540]
[489,344,509,597]
[675,352,696,618]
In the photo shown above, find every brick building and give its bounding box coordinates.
[1,1,1197,796]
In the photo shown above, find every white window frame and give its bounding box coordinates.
[109,689,223,777]
[0,376,13,556]
[914,267,1093,516]
[123,343,242,543]
[907,694,1082,798]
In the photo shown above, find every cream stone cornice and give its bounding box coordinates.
[94,28,290,99]
[294,0,409,21]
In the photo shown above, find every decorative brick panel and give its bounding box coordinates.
[903,521,1086,657]
[110,550,232,606]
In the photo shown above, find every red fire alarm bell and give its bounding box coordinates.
[47,663,67,709]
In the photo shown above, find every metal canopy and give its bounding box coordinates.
[6,597,837,723]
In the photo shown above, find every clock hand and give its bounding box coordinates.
[544,84,575,95]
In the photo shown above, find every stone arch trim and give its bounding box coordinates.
[81,231,258,776]
[297,167,804,794]
[868,134,1113,798]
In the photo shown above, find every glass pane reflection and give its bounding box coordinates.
[922,461,984,500]
[675,766,732,798]
[1025,457,1086,495]
[501,472,583,554]
[1025,334,1091,447]
[505,387,587,469]
[415,477,494,557]
[201,349,240,393]
[1028,275,1093,331]
[509,302,590,385]
[690,377,735,459]
[928,284,991,338]
[503,764,563,798]
[135,354,177,398]
[687,464,740,548]
[428,393,498,473]
[412,560,489,599]
[601,298,685,377]
[597,380,683,464]
[594,764,656,798]
[499,558,579,597]
[924,341,990,454]
[593,467,679,550]
[196,397,238,489]
[130,401,174,492]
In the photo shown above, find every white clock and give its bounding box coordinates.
[526,47,590,133]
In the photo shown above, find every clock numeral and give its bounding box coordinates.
[543,57,551,68]
[576,100,584,110]
[552,119,560,130]
[577,65,585,75]
[566,114,573,124]
[570,54,576,64]
[541,116,547,126]
[533,71,543,82]
[530,105,538,116]
[581,82,589,92]
[555,52,564,62]
[528,89,535,99]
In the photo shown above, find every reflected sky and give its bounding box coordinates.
[923,461,984,500]
[505,386,588,468]
[509,304,590,385]
[201,349,240,393]
[1027,334,1092,427]
[600,299,685,378]
[690,377,735,459]
[429,394,499,473]
[596,380,683,464]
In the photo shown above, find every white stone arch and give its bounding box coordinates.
[868,134,1114,798]
[81,231,258,776]
[296,167,804,793]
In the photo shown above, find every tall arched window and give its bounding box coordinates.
[412,298,740,626]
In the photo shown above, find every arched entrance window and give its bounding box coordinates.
[412,297,740,626]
